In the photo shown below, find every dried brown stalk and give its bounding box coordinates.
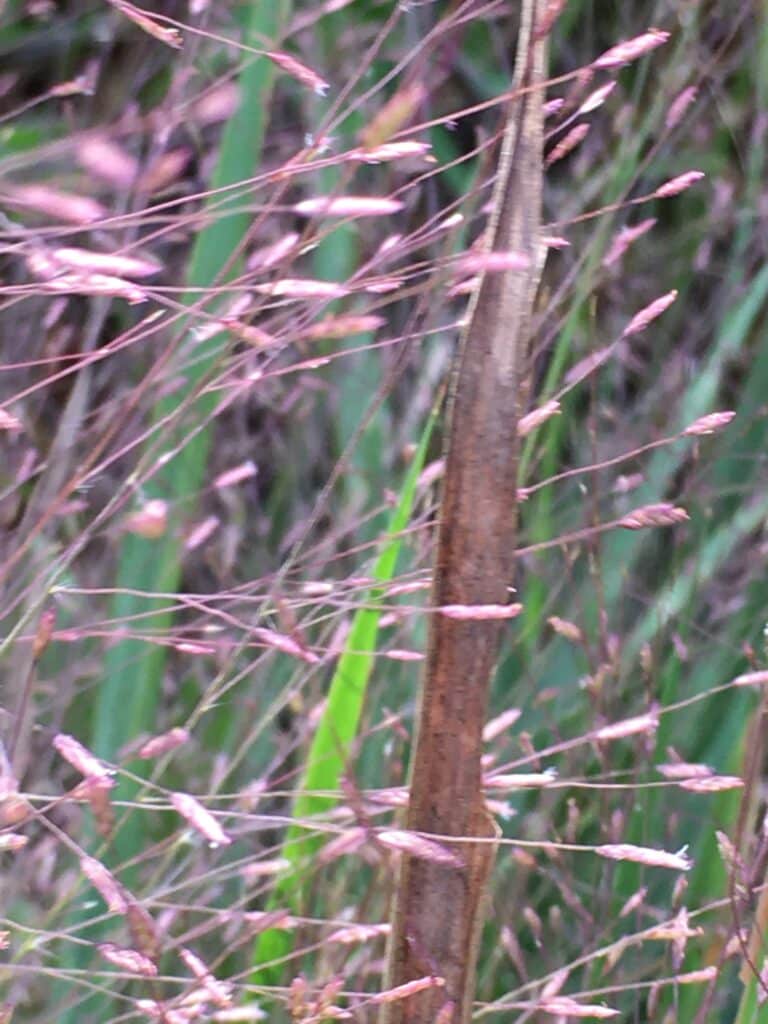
[381,1,548,1021]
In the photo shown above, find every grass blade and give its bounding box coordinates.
[58,7,291,1019]
[91,0,291,859]
[251,400,438,984]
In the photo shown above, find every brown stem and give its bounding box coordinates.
[381,2,547,1022]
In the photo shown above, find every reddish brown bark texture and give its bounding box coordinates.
[382,2,547,1021]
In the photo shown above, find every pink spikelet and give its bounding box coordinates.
[577,81,616,115]
[98,943,157,976]
[539,997,619,1018]
[518,400,561,437]
[371,976,445,1005]
[138,727,190,759]
[53,733,112,782]
[80,856,128,912]
[654,171,705,198]
[108,1,182,48]
[618,503,689,530]
[593,28,670,69]
[293,196,402,217]
[666,87,698,130]
[603,218,656,268]
[437,603,523,620]
[171,792,231,847]
[596,843,691,871]
[265,50,329,96]
[622,290,677,337]
[376,829,463,867]
[683,411,735,436]
[545,123,590,168]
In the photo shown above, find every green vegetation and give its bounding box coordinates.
[1,2,767,1022]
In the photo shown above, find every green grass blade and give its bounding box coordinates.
[250,401,438,984]
[91,0,291,857]
[59,7,290,1020]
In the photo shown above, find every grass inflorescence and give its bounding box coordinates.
[1,2,767,1022]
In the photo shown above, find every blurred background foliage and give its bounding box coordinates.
[1,0,768,1021]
